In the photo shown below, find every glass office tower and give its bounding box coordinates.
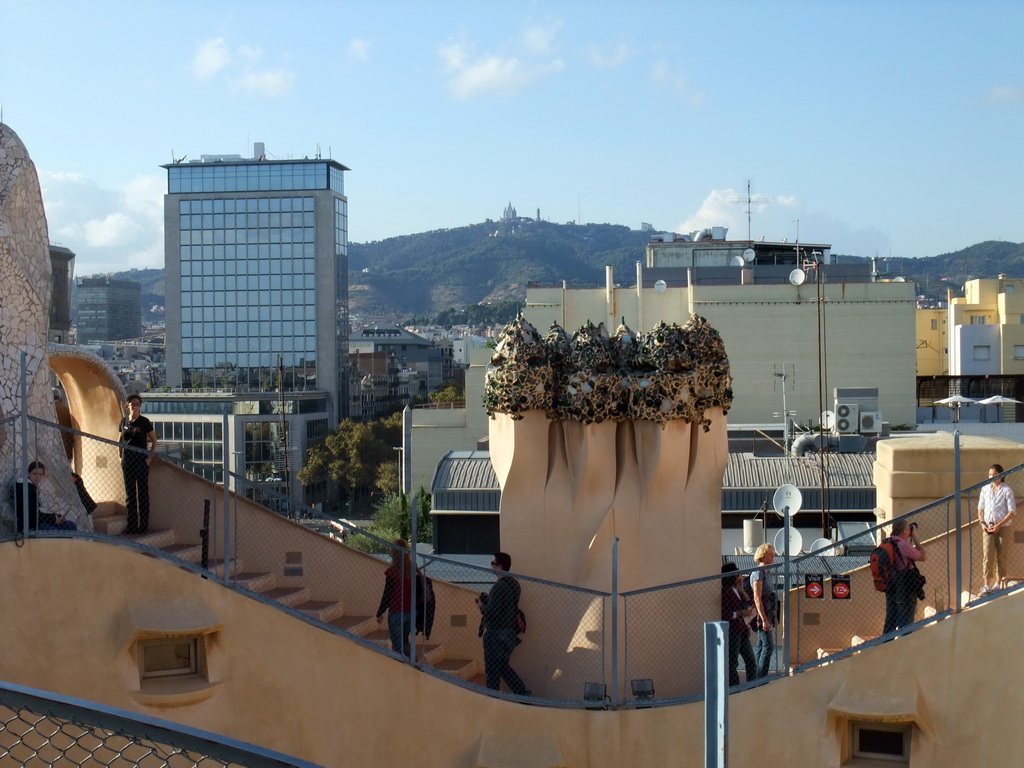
[163,149,349,423]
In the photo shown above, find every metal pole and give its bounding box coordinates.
[611,536,619,707]
[19,352,29,536]
[782,505,792,675]
[705,621,728,768]
[954,429,962,611]
[401,406,412,496]
[222,414,230,584]
[410,492,418,665]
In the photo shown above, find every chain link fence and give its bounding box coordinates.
[3,412,1024,709]
[0,680,324,767]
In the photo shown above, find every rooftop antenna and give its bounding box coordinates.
[729,180,772,242]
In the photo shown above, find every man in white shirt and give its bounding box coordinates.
[977,463,1016,594]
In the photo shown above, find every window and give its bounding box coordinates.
[1015,345,1024,360]
[974,345,991,361]
[140,637,199,679]
[1006,285,1015,293]
[970,315,986,325]
[851,722,910,763]
[930,319,937,331]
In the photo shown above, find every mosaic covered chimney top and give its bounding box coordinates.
[484,313,733,431]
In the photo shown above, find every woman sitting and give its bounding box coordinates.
[11,461,78,532]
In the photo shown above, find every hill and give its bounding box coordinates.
[347,219,650,317]
[82,223,1024,321]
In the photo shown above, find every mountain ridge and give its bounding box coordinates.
[80,221,1024,321]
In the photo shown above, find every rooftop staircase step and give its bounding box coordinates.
[234,571,276,593]
[328,615,376,637]
[92,513,126,536]
[418,642,444,665]
[469,673,487,688]
[204,558,244,578]
[158,542,204,564]
[296,600,345,623]
[817,648,843,659]
[126,529,175,549]
[364,628,392,646]
[261,586,311,607]
[432,657,478,681]
[851,634,878,645]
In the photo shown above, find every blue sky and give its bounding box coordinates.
[2,0,1022,275]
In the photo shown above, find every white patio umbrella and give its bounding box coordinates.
[935,395,978,423]
[976,395,1021,422]
[935,395,978,404]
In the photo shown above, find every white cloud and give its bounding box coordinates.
[39,171,164,274]
[677,188,745,235]
[234,69,296,97]
[521,20,562,55]
[191,38,230,79]
[347,38,372,61]
[650,58,705,107]
[189,37,295,98]
[675,189,888,257]
[586,43,631,70]
[986,85,1024,104]
[439,39,564,99]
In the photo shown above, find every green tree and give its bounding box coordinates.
[376,461,400,495]
[298,412,402,501]
[428,382,464,405]
[346,488,433,555]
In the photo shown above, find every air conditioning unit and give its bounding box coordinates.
[859,411,881,434]
[835,403,860,433]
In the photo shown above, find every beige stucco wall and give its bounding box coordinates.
[410,348,491,492]
[3,536,1024,767]
[916,308,948,376]
[874,433,1024,519]
[525,279,917,427]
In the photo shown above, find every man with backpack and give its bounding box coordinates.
[883,519,926,633]
[476,552,530,696]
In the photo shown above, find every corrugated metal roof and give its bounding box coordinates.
[724,452,875,490]
[430,450,877,495]
[431,451,498,493]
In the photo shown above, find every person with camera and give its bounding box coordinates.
[884,518,926,633]
[977,463,1016,595]
[476,552,530,696]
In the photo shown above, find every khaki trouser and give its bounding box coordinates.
[982,527,1006,584]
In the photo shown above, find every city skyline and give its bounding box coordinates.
[2,1,1022,275]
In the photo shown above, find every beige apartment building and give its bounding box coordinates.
[945,276,1024,376]
[525,262,917,428]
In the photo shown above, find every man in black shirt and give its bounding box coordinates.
[120,394,157,535]
[476,551,530,696]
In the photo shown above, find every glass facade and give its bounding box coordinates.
[153,419,224,483]
[178,195,317,386]
[168,162,344,195]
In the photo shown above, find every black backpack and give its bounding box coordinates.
[515,608,526,635]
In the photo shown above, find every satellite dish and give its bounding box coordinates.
[892,276,906,282]
[730,255,746,267]
[773,484,803,517]
[809,537,836,556]
[742,248,755,263]
[788,268,806,286]
[654,279,667,294]
[821,410,836,430]
[773,527,804,557]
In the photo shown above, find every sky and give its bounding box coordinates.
[1,0,1022,276]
